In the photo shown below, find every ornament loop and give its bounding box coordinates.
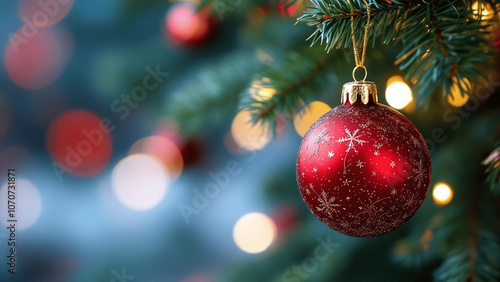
[352,65,367,83]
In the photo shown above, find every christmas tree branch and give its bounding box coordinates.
[166,51,264,137]
[298,0,497,106]
[239,47,343,132]
[483,141,500,194]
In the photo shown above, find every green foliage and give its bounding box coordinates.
[240,46,344,131]
[166,51,264,137]
[297,0,497,106]
[483,143,500,194]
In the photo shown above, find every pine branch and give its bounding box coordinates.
[297,0,496,106]
[433,192,500,281]
[166,51,264,137]
[483,142,500,194]
[239,47,344,132]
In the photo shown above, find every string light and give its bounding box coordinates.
[4,28,68,90]
[111,154,169,211]
[293,101,331,137]
[0,179,42,230]
[231,110,272,151]
[386,76,413,109]
[129,136,184,182]
[250,78,276,101]
[233,213,276,254]
[472,1,494,20]
[432,182,453,206]
[447,77,471,107]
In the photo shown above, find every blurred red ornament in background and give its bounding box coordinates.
[18,0,74,28]
[47,110,113,178]
[278,0,297,17]
[4,27,71,90]
[165,2,216,47]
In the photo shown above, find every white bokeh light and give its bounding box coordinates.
[233,212,276,254]
[433,182,453,206]
[386,81,413,110]
[0,179,42,230]
[111,154,169,211]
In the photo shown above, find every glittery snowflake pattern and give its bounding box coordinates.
[296,100,432,237]
[311,129,332,159]
[337,128,367,174]
[337,129,367,154]
[357,196,390,219]
[315,190,340,218]
[408,159,426,187]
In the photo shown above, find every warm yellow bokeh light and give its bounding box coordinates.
[447,77,471,107]
[293,101,332,137]
[250,78,276,101]
[231,110,272,151]
[432,182,453,206]
[112,154,169,211]
[387,75,404,86]
[472,1,494,20]
[386,80,413,110]
[233,213,276,254]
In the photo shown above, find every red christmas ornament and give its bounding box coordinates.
[47,110,113,178]
[165,2,216,47]
[296,81,431,237]
[278,0,297,17]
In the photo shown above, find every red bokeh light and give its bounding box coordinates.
[47,110,113,178]
[18,0,74,28]
[129,136,184,182]
[165,3,216,47]
[278,0,296,17]
[4,27,68,90]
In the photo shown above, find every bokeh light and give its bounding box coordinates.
[4,27,68,90]
[129,136,184,182]
[231,110,272,151]
[233,212,276,254]
[432,182,453,206]
[447,77,471,107]
[111,154,169,211]
[386,76,413,109]
[293,101,331,137]
[0,179,42,230]
[47,110,113,177]
[165,2,214,46]
[19,0,74,27]
[472,1,494,20]
[278,0,300,17]
[250,78,276,101]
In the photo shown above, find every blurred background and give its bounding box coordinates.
[0,0,499,281]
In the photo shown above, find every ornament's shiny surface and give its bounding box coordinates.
[296,83,431,237]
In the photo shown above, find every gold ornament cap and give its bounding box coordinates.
[341,81,378,105]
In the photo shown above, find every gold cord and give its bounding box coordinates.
[350,0,371,82]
